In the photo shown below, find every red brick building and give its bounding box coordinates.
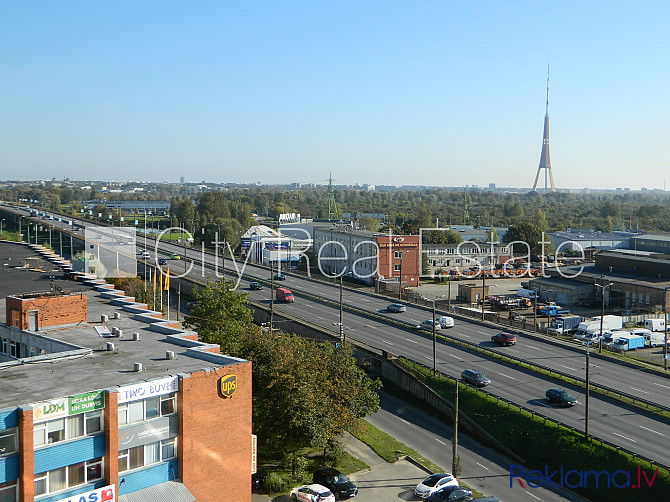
[376,235,420,289]
[6,292,87,331]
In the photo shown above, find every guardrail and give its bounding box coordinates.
[406,358,670,475]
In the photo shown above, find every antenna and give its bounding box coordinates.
[326,172,338,220]
[546,63,549,114]
[532,64,556,193]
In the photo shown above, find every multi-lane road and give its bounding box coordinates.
[5,205,670,468]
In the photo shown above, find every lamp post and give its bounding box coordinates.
[481,272,486,321]
[0,218,5,235]
[595,279,614,354]
[585,338,592,439]
[664,286,669,371]
[432,295,446,375]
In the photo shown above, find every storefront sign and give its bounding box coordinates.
[219,374,237,398]
[32,391,105,423]
[117,375,178,404]
[118,415,178,449]
[251,434,257,474]
[53,484,115,502]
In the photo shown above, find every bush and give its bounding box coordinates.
[262,471,289,493]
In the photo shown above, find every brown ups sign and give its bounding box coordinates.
[220,374,237,398]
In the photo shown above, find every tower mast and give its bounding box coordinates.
[532,64,556,193]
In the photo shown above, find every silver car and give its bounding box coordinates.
[387,303,407,313]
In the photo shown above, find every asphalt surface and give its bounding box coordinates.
[6,207,670,466]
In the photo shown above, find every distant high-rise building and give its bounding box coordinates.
[180,176,185,184]
[532,65,556,193]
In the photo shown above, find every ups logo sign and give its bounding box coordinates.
[219,374,237,398]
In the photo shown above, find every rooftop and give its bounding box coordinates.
[0,241,246,410]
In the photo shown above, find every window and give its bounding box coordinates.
[394,251,402,259]
[34,458,102,496]
[118,439,176,473]
[0,338,6,354]
[393,264,401,272]
[0,480,18,502]
[0,429,17,456]
[33,411,103,447]
[118,393,177,426]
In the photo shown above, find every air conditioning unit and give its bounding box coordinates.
[134,362,143,372]
[166,351,176,360]
[113,312,121,319]
[132,333,141,341]
[101,315,108,322]
[106,342,115,351]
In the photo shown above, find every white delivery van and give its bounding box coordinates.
[644,318,666,332]
[438,316,454,329]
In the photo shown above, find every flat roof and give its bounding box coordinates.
[0,242,247,410]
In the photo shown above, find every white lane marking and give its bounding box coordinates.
[526,490,540,500]
[527,346,542,351]
[561,365,578,372]
[399,418,410,425]
[460,334,471,338]
[381,340,394,346]
[447,354,461,359]
[366,324,376,328]
[405,338,419,344]
[498,373,516,380]
[591,364,601,368]
[630,387,650,395]
[316,316,323,320]
[640,426,663,436]
[476,330,489,335]
[476,462,489,471]
[435,438,446,445]
[653,382,670,390]
[613,432,636,442]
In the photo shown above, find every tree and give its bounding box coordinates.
[358,215,379,231]
[503,222,547,256]
[183,278,254,355]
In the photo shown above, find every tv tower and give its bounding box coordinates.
[532,65,555,193]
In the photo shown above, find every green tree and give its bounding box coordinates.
[503,222,546,255]
[358,215,379,231]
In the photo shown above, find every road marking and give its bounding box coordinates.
[560,365,578,372]
[498,373,516,380]
[613,432,636,442]
[435,439,446,445]
[475,462,489,471]
[446,353,461,359]
[630,387,650,395]
[477,330,489,335]
[640,426,663,436]
[381,340,394,346]
[460,334,470,338]
[316,316,323,320]
[653,382,670,390]
[405,338,419,344]
[525,490,541,500]
[399,418,410,425]
[591,364,601,368]
[366,324,376,328]
[527,346,542,351]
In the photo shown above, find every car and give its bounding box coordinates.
[158,258,167,265]
[415,320,441,331]
[273,273,287,281]
[491,333,516,346]
[546,388,577,407]
[290,483,336,502]
[312,467,358,500]
[170,253,181,260]
[426,486,473,502]
[414,473,459,499]
[387,303,407,313]
[460,369,490,387]
[249,282,264,290]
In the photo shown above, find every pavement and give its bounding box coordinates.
[252,433,431,502]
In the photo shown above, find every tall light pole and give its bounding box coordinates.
[432,295,446,375]
[270,260,275,330]
[664,286,669,371]
[397,249,411,301]
[481,272,486,321]
[585,338,592,439]
[595,278,614,354]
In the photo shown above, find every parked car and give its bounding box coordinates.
[273,273,287,281]
[415,320,441,331]
[426,486,473,502]
[290,484,335,502]
[158,258,167,265]
[546,388,577,407]
[491,333,516,346]
[387,303,407,313]
[461,369,490,387]
[414,473,459,499]
[312,468,358,500]
[170,253,181,260]
[249,282,263,290]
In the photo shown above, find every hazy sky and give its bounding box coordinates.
[2,2,669,190]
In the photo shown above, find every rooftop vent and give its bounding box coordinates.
[166,351,176,360]
[106,342,115,351]
[132,333,141,341]
[101,314,108,323]
[133,362,143,372]
[113,312,121,319]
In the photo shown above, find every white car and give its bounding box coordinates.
[415,320,441,331]
[438,316,454,328]
[414,473,459,499]
[290,483,335,502]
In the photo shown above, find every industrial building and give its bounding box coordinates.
[0,241,253,502]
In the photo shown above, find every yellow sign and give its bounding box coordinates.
[220,374,237,398]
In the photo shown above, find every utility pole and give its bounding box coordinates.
[270,260,275,330]
[339,274,344,342]
[452,381,460,476]
[432,300,437,376]
[585,339,590,439]
[665,288,668,371]
[177,284,181,324]
[481,272,486,321]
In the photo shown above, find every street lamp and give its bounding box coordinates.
[398,250,411,301]
[0,218,5,235]
[664,286,669,371]
[432,295,446,375]
[584,338,593,439]
[595,279,614,354]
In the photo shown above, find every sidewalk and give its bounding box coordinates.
[252,432,430,502]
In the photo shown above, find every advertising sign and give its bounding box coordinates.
[118,375,178,404]
[52,484,115,502]
[251,434,257,474]
[32,391,105,423]
[118,415,178,449]
[219,374,238,398]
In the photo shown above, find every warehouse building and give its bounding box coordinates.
[0,242,253,502]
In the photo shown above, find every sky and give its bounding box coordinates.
[2,2,670,190]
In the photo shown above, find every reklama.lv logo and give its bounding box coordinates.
[510,464,659,489]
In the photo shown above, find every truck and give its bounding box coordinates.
[642,330,664,348]
[275,288,294,303]
[586,315,623,331]
[539,305,570,317]
[573,320,612,342]
[610,334,645,352]
[644,318,667,332]
[548,315,582,335]
[517,288,537,300]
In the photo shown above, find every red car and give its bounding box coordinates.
[491,333,516,346]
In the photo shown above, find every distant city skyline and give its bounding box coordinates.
[2,2,670,190]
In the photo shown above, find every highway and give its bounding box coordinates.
[6,206,670,467]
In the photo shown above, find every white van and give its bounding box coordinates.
[140,250,150,259]
[645,319,666,332]
[438,316,454,329]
